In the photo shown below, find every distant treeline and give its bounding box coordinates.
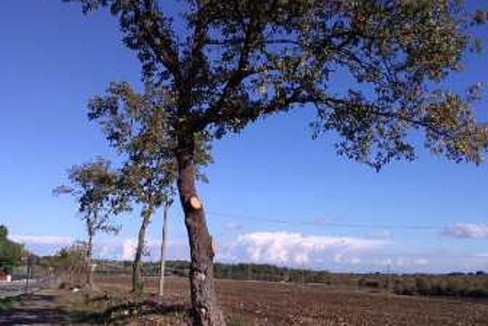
[355,272,488,298]
[94,260,331,283]
[90,259,488,299]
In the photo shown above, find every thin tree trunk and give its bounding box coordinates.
[176,135,225,326]
[158,202,170,297]
[86,234,93,289]
[133,211,151,293]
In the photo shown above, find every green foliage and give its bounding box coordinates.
[389,274,488,298]
[54,158,124,239]
[135,260,330,284]
[0,225,25,274]
[416,277,432,295]
[358,277,385,289]
[87,81,212,203]
[226,314,246,326]
[0,225,7,239]
[355,272,488,299]
[0,295,23,311]
[88,82,178,208]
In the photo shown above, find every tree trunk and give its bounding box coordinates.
[176,135,226,326]
[86,234,93,289]
[133,211,151,293]
[159,202,170,298]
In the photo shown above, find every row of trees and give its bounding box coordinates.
[57,0,488,325]
[54,157,173,295]
[115,260,332,284]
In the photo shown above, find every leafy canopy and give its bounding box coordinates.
[54,158,125,236]
[65,0,487,170]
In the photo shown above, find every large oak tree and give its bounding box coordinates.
[65,0,487,325]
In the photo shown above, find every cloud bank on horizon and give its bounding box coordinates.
[221,231,386,265]
[12,223,488,273]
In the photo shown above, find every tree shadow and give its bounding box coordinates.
[0,308,71,325]
[22,294,58,304]
[73,299,190,325]
[0,299,70,325]
[0,294,71,325]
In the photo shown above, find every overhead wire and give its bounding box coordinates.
[206,210,448,231]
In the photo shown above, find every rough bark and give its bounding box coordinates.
[132,211,151,293]
[176,135,226,326]
[159,202,170,297]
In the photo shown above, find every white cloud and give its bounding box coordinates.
[10,235,75,257]
[222,231,386,266]
[121,239,138,261]
[442,223,488,239]
[474,253,488,258]
[374,257,429,268]
[11,234,190,261]
[11,231,486,272]
[108,237,189,261]
[334,253,362,264]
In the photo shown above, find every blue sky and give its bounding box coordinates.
[1,0,487,273]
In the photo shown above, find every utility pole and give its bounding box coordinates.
[24,264,30,294]
[386,264,392,295]
[24,255,32,296]
[158,201,171,298]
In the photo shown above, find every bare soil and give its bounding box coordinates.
[98,275,488,326]
[0,275,486,325]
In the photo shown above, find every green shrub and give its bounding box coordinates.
[227,313,246,326]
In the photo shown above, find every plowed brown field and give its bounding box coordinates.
[96,275,488,326]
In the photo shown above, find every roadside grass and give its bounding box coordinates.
[0,295,23,311]
[226,313,246,326]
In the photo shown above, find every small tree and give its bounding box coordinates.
[54,158,124,289]
[112,98,176,293]
[65,1,487,324]
[54,241,89,286]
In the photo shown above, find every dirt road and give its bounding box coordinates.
[0,290,72,326]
